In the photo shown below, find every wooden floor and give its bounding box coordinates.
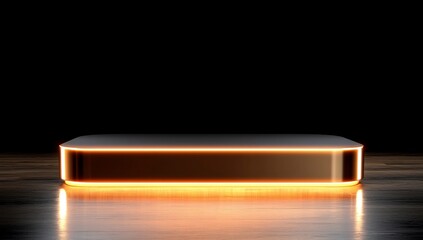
[1,154,422,239]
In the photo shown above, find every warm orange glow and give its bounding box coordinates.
[60,147,66,180]
[65,180,360,187]
[357,147,362,180]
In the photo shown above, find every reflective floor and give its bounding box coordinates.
[1,154,423,239]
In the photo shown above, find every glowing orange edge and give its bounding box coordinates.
[64,180,360,187]
[60,146,363,151]
[60,146,363,187]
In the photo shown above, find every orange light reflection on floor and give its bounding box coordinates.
[62,183,362,200]
[58,184,364,239]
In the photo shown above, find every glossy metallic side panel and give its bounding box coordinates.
[61,149,362,183]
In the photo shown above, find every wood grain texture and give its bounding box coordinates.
[0,154,422,239]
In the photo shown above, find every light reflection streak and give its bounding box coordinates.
[355,189,364,239]
[58,188,68,240]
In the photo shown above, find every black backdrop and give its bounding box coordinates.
[2,12,421,154]
[2,75,421,154]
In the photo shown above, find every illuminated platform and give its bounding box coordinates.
[59,134,363,187]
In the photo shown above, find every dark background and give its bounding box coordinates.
[2,76,421,154]
[1,6,421,154]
